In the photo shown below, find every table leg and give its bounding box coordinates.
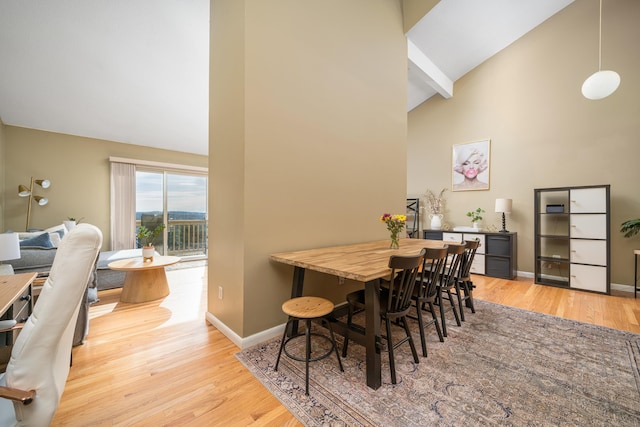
[120,268,170,303]
[364,279,382,389]
[286,266,306,337]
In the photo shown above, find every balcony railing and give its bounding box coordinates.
[137,219,207,257]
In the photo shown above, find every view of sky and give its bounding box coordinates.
[136,171,207,213]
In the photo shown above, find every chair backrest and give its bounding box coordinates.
[416,246,449,300]
[4,224,102,426]
[440,243,466,288]
[458,239,480,280]
[385,248,426,316]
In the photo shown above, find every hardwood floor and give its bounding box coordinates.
[53,268,640,426]
[53,266,300,427]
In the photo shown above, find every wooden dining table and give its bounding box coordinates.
[270,238,446,389]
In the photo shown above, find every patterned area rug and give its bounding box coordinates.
[236,300,640,426]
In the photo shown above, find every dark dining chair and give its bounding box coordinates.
[342,248,426,384]
[452,239,480,321]
[409,246,449,357]
[436,243,465,337]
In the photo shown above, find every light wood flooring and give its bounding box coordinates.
[52,268,640,426]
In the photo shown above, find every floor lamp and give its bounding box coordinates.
[18,177,51,231]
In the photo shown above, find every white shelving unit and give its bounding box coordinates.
[534,185,610,294]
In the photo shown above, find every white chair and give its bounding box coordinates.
[0,224,102,427]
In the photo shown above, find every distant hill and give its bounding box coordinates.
[136,211,206,221]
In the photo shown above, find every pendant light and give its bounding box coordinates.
[581,0,620,100]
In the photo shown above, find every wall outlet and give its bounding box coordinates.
[338,277,345,285]
[218,286,223,300]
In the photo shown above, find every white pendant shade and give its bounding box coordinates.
[582,0,620,100]
[581,70,620,100]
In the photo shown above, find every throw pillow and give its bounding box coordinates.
[48,232,62,247]
[19,232,55,249]
[18,231,44,240]
[45,223,68,239]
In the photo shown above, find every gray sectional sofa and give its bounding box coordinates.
[8,247,142,292]
[8,247,97,346]
[7,246,147,346]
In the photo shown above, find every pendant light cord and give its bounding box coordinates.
[598,0,602,71]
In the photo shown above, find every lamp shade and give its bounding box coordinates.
[0,233,21,261]
[18,185,30,197]
[581,70,620,100]
[495,198,512,214]
[34,196,48,206]
[35,179,51,189]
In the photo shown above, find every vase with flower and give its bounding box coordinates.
[425,188,447,230]
[380,213,406,249]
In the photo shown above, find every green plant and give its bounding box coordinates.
[137,224,166,247]
[66,217,84,223]
[466,208,485,223]
[620,218,640,238]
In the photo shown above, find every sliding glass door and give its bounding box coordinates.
[166,173,207,257]
[136,170,207,258]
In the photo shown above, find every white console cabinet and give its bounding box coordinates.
[443,232,486,275]
[534,185,610,294]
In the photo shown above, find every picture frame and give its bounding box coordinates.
[452,139,490,191]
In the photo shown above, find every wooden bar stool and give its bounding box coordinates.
[274,296,344,395]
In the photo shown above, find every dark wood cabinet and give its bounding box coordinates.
[423,230,443,240]
[423,230,517,279]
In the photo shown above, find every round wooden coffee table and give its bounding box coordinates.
[108,255,180,303]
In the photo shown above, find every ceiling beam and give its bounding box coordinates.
[407,38,453,99]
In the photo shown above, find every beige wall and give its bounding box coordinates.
[3,125,207,248]
[0,118,5,230]
[407,0,640,287]
[209,0,407,337]
[402,0,438,33]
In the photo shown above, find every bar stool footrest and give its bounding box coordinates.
[283,333,336,363]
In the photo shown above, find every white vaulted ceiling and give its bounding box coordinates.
[407,0,575,110]
[0,1,574,156]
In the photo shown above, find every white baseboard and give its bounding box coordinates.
[205,311,285,350]
[516,270,632,294]
[611,282,634,293]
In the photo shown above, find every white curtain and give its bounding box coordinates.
[110,162,136,250]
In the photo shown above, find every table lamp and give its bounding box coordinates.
[495,198,512,233]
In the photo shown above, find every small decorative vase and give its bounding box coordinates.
[472,222,479,230]
[429,214,443,230]
[63,220,76,231]
[389,232,400,249]
[142,246,155,262]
